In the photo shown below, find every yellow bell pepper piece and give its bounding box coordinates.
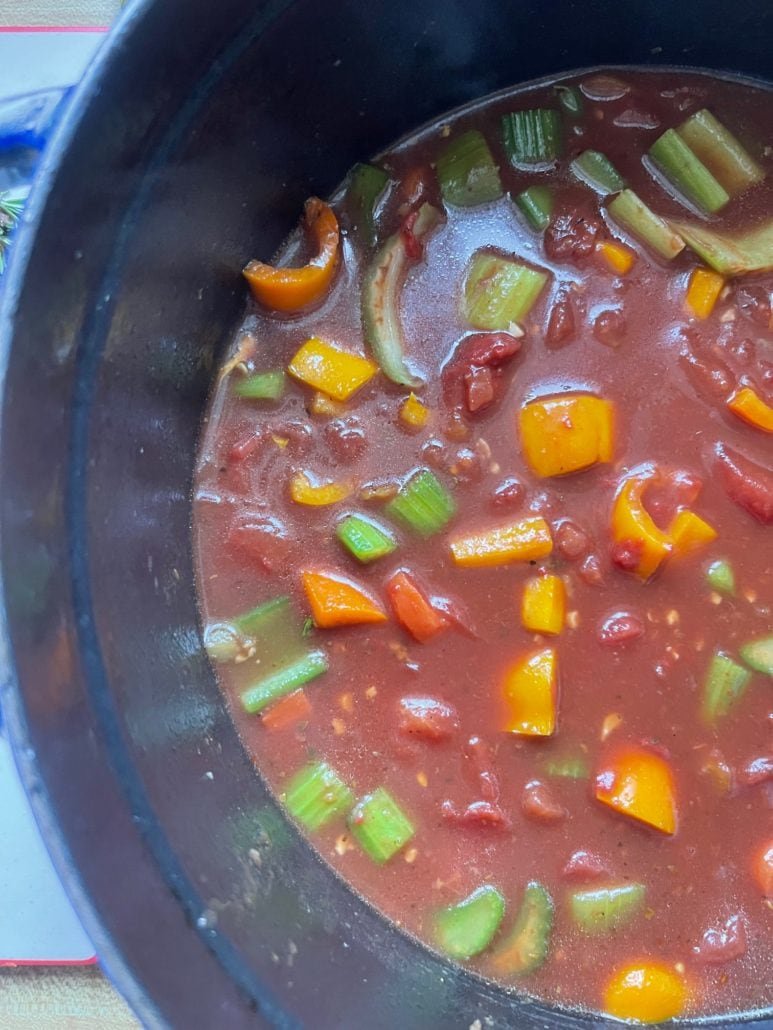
[603,960,687,1023]
[308,391,347,417]
[288,337,377,401]
[596,239,635,275]
[727,385,773,433]
[521,574,565,635]
[289,471,352,507]
[685,266,725,319]
[595,745,677,835]
[502,647,557,737]
[668,509,718,556]
[610,472,672,580]
[399,392,430,429]
[519,393,615,478]
[449,517,553,568]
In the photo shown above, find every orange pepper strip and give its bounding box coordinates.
[610,472,672,580]
[261,689,312,731]
[685,266,725,319]
[386,571,447,643]
[449,517,553,568]
[603,960,687,1023]
[727,385,773,433]
[302,571,387,628]
[243,198,339,312]
[502,647,558,737]
[595,745,678,835]
[667,509,718,556]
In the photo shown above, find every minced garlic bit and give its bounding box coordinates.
[416,771,428,788]
[404,847,418,864]
[674,961,686,975]
[365,685,377,700]
[338,692,354,714]
[334,834,354,856]
[665,609,680,626]
[600,711,623,741]
[566,610,580,629]
[709,591,723,606]
[331,717,346,736]
[743,587,758,604]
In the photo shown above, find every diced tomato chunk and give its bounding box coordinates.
[398,696,459,741]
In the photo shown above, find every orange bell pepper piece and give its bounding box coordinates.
[610,470,673,579]
[727,385,773,433]
[288,337,377,401]
[243,198,340,312]
[521,574,566,635]
[290,471,352,506]
[519,393,615,478]
[596,240,635,275]
[603,960,687,1023]
[502,647,558,737]
[302,571,387,628]
[685,266,725,319]
[449,517,553,568]
[595,745,678,835]
[386,571,447,643]
[668,509,718,556]
[261,689,312,731]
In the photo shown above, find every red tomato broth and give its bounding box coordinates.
[194,69,773,1018]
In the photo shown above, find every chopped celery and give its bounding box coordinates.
[739,635,773,677]
[204,596,296,663]
[491,882,553,974]
[677,109,764,195]
[515,186,554,232]
[434,885,506,961]
[555,85,583,117]
[436,130,503,207]
[348,163,391,246]
[336,513,397,563]
[241,651,328,715]
[649,128,729,214]
[386,468,456,537]
[570,150,626,195]
[672,219,773,276]
[706,559,735,596]
[463,252,548,330]
[542,754,590,780]
[233,370,285,401]
[502,109,562,166]
[607,190,685,261]
[348,787,414,863]
[362,202,443,387]
[283,761,354,830]
[702,651,752,724]
[570,883,645,935]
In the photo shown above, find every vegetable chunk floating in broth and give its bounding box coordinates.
[194,68,773,1021]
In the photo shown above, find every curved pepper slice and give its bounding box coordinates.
[727,386,773,433]
[610,469,672,580]
[595,745,677,835]
[290,472,352,507]
[243,198,339,312]
[603,960,687,1023]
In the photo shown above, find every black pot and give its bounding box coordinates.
[1,1,772,1026]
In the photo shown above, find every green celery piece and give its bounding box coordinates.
[241,651,328,715]
[607,190,685,261]
[515,186,553,232]
[702,651,752,724]
[502,109,562,166]
[233,369,286,400]
[434,885,506,961]
[570,883,645,935]
[386,468,456,537]
[348,787,414,863]
[436,130,503,208]
[348,163,391,246]
[554,85,583,117]
[570,150,626,195]
[361,202,443,387]
[706,559,736,596]
[672,219,773,276]
[463,252,548,330]
[336,513,397,563]
[491,882,553,974]
[542,754,590,780]
[649,128,729,214]
[739,635,773,677]
[283,761,354,830]
[677,109,764,195]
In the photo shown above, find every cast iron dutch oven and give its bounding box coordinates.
[1,0,772,1026]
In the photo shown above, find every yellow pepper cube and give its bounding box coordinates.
[521,574,566,635]
[399,392,430,429]
[610,473,672,580]
[596,240,635,275]
[502,647,558,736]
[309,391,347,417]
[727,386,773,433]
[519,393,615,478]
[668,509,718,557]
[288,337,377,401]
[449,517,553,568]
[685,266,725,319]
[595,745,677,835]
[603,961,687,1023]
[290,471,352,506]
